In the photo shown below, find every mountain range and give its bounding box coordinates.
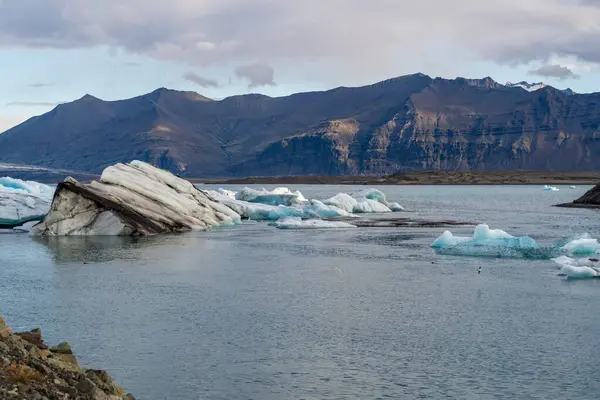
[0,73,599,177]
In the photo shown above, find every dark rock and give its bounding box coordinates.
[15,331,48,350]
[76,377,96,394]
[49,342,72,355]
[556,183,600,209]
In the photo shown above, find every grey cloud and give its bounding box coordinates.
[235,63,275,88]
[183,71,219,88]
[6,101,63,107]
[0,0,599,80]
[28,82,53,88]
[528,64,580,80]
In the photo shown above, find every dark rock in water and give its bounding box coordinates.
[556,183,600,209]
[326,216,474,228]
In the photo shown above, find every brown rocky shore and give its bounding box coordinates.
[198,170,600,186]
[0,314,134,400]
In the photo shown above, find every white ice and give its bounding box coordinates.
[274,217,357,229]
[0,177,53,225]
[543,185,559,191]
[209,187,405,221]
[235,187,308,206]
[561,234,600,255]
[431,224,539,251]
[560,265,599,279]
[569,186,578,190]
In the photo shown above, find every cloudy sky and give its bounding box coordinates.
[1,0,599,132]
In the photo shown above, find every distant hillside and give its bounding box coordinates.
[1,74,599,177]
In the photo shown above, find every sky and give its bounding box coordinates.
[1,0,600,133]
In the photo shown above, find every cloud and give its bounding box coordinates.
[0,0,599,82]
[6,101,63,107]
[528,64,580,80]
[28,82,53,88]
[183,71,219,88]
[235,62,275,88]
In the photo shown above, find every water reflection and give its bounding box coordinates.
[32,235,176,264]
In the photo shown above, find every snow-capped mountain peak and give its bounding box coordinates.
[506,81,545,91]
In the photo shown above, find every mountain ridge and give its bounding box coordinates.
[1,74,598,177]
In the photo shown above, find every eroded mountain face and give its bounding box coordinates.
[1,74,598,177]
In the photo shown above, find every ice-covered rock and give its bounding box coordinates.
[431,224,540,257]
[273,217,357,229]
[0,177,53,227]
[543,185,559,191]
[31,161,241,236]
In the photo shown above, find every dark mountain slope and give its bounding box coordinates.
[1,74,599,177]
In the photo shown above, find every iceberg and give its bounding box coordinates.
[551,256,600,278]
[31,161,241,236]
[569,186,578,190]
[0,177,53,227]
[431,224,541,258]
[322,189,404,214]
[235,187,308,206]
[273,217,357,229]
[543,185,559,191]
[560,234,600,256]
[208,187,404,221]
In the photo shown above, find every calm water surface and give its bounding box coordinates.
[1,185,600,399]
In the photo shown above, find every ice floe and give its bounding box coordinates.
[551,256,600,279]
[560,234,600,256]
[0,177,53,228]
[543,185,559,191]
[273,217,357,229]
[431,224,541,258]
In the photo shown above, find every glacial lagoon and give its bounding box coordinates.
[1,184,600,399]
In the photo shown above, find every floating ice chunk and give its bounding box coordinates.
[388,202,406,212]
[543,185,559,191]
[570,186,578,190]
[0,178,53,227]
[304,200,350,219]
[322,193,358,213]
[353,189,389,205]
[431,224,540,258]
[274,217,357,229]
[561,234,600,255]
[430,231,472,248]
[235,187,308,206]
[353,199,392,213]
[217,188,237,200]
[560,265,599,279]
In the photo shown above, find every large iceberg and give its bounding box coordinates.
[235,187,308,206]
[322,189,406,214]
[0,177,53,228]
[431,224,541,258]
[31,161,241,236]
[273,217,357,229]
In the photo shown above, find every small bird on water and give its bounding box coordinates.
[478,266,482,274]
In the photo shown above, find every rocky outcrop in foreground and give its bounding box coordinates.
[0,314,134,400]
[556,183,600,209]
[31,160,240,236]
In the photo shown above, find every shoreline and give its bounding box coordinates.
[191,171,600,186]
